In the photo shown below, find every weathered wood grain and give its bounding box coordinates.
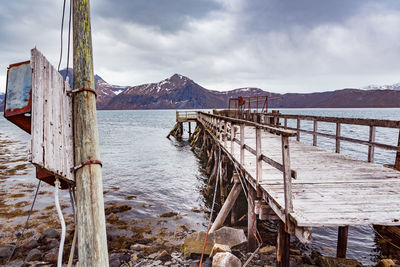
[30,48,74,183]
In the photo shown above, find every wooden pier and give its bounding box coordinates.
[171,110,400,266]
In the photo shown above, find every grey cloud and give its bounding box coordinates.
[92,0,222,31]
[241,0,400,32]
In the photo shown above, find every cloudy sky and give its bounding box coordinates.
[1,0,400,93]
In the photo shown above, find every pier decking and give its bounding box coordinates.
[173,110,400,265]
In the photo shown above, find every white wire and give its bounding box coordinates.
[55,178,66,267]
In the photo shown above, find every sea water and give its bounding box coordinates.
[1,108,400,265]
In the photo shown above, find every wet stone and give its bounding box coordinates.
[43,248,58,263]
[42,228,59,239]
[48,239,59,249]
[22,239,39,250]
[0,245,13,258]
[25,248,42,262]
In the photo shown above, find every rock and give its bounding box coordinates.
[289,248,301,255]
[120,253,131,263]
[321,246,337,254]
[25,248,42,262]
[107,213,118,223]
[183,227,247,257]
[5,260,24,266]
[130,243,150,251]
[22,239,39,250]
[259,245,275,254]
[376,259,396,267]
[155,250,170,261]
[203,257,212,267]
[212,252,242,267]
[48,239,59,249]
[153,260,162,265]
[210,244,231,257]
[44,248,58,263]
[42,228,59,239]
[0,245,13,258]
[109,253,122,267]
[316,255,362,267]
[148,252,159,260]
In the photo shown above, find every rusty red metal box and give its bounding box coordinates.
[4,60,32,133]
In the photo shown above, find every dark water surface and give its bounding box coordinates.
[1,108,400,266]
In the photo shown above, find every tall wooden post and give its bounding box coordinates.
[73,0,109,266]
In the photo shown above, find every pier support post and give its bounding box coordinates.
[336,226,349,258]
[248,186,257,251]
[209,173,242,233]
[231,173,241,225]
[277,220,290,267]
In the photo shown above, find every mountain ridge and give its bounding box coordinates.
[2,71,400,112]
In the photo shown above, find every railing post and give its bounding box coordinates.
[240,124,245,165]
[313,120,318,146]
[256,127,262,184]
[296,119,300,142]
[231,123,235,154]
[224,120,227,147]
[176,110,178,121]
[368,125,376,162]
[219,119,223,142]
[284,118,287,129]
[396,130,400,170]
[281,135,293,225]
[336,122,341,153]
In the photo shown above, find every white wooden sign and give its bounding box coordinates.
[30,48,75,184]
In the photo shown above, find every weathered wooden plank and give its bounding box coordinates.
[31,49,44,166]
[30,48,74,183]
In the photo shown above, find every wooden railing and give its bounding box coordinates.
[197,111,297,222]
[176,111,197,122]
[260,113,400,167]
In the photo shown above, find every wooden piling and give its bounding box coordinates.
[336,226,349,258]
[73,0,109,265]
[248,186,257,251]
[230,173,241,225]
[277,220,290,267]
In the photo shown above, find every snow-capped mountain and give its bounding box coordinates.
[363,83,400,91]
[59,68,130,108]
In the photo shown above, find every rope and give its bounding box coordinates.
[6,180,41,263]
[199,146,221,267]
[57,0,67,72]
[201,124,263,264]
[67,185,77,267]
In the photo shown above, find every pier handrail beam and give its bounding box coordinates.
[197,111,296,137]
[196,111,297,232]
[262,112,400,165]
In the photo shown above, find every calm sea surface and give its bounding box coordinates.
[1,108,400,266]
